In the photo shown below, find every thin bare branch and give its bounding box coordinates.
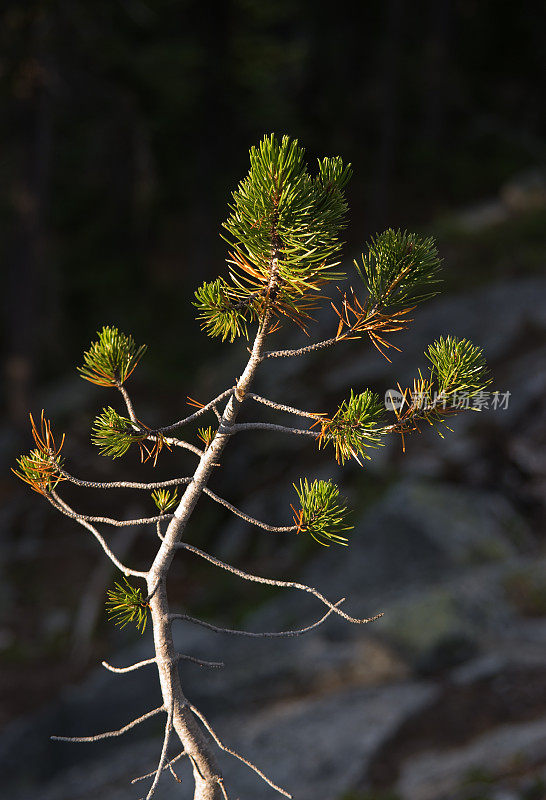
[156,388,235,433]
[102,653,223,673]
[102,657,156,674]
[202,487,297,533]
[132,752,186,785]
[265,336,340,359]
[59,467,192,491]
[48,492,147,578]
[51,706,164,743]
[116,380,206,459]
[168,762,183,783]
[224,422,320,438]
[188,702,291,798]
[148,434,204,458]
[144,697,174,800]
[176,653,224,669]
[246,393,325,421]
[169,599,348,638]
[48,493,173,528]
[177,542,382,625]
[118,383,137,422]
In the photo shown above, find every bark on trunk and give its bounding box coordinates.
[148,579,224,800]
[146,310,273,798]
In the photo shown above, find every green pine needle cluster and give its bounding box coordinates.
[319,389,385,465]
[195,133,352,342]
[14,449,64,495]
[224,135,351,278]
[355,229,441,310]
[12,412,66,496]
[106,578,148,634]
[92,407,144,458]
[427,336,490,398]
[79,326,147,387]
[293,478,353,546]
[151,488,179,513]
[386,337,492,441]
[197,426,215,449]
[194,278,258,342]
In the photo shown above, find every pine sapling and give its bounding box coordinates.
[14,134,490,800]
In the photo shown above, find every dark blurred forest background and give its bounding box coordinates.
[1,3,546,800]
[2,0,544,416]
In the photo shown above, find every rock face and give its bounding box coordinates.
[2,276,546,800]
[396,717,546,800]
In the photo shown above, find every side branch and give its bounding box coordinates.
[59,468,192,491]
[224,422,320,438]
[147,434,204,458]
[51,705,164,743]
[132,752,186,785]
[178,542,382,625]
[169,600,346,638]
[188,702,291,798]
[265,336,340,359]
[48,494,173,528]
[176,653,224,669]
[102,653,223,675]
[246,393,325,421]
[48,492,147,578]
[156,388,235,434]
[144,698,173,800]
[118,383,137,422]
[102,657,156,674]
[202,487,297,533]
[116,380,205,457]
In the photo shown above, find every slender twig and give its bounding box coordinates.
[381,398,453,434]
[188,703,291,798]
[224,422,320,437]
[118,383,137,422]
[48,494,173,528]
[177,542,382,625]
[102,657,156,674]
[117,379,205,458]
[102,653,223,673]
[169,599,349,638]
[59,467,192,491]
[176,653,224,669]
[51,706,164,743]
[202,487,297,533]
[132,752,187,785]
[145,577,162,605]
[246,393,325,421]
[155,389,235,433]
[144,697,174,800]
[168,763,183,783]
[48,492,147,578]
[148,434,204,458]
[265,336,341,359]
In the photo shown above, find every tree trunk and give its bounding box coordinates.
[146,309,272,798]
[149,579,224,799]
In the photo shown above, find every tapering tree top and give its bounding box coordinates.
[224,133,351,279]
[195,134,352,339]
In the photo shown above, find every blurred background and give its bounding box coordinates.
[1,2,545,799]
